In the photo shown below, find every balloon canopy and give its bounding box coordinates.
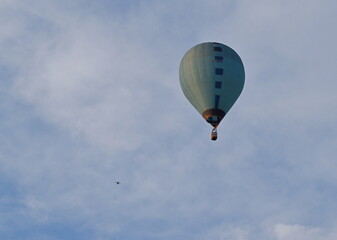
[179,42,245,129]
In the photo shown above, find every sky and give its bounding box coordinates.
[1,0,337,239]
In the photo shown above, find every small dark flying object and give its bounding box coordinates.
[116,181,120,184]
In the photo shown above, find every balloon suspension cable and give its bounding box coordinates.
[211,127,218,141]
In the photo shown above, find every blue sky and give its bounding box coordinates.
[1,0,337,239]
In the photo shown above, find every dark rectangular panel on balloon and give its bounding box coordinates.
[215,81,222,88]
[215,56,223,62]
[214,47,222,52]
[215,95,220,109]
[215,68,223,75]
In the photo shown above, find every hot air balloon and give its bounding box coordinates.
[179,42,245,140]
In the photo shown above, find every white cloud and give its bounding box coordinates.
[275,224,337,240]
[1,0,337,239]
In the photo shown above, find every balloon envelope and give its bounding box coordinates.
[179,42,245,127]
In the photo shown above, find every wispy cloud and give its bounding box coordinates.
[1,0,337,239]
[275,224,337,240]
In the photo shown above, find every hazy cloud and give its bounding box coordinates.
[1,0,336,239]
[275,224,337,240]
